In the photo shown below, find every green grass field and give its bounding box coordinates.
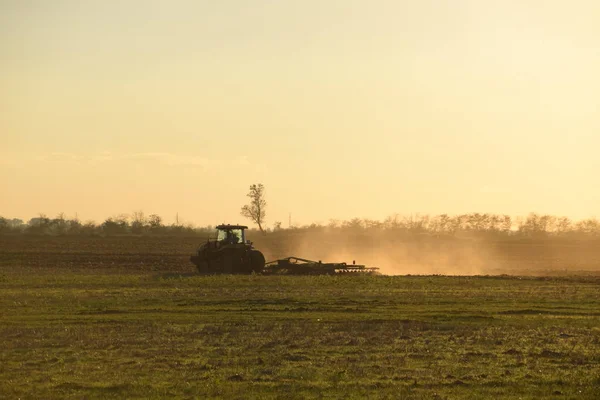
[2,268,599,399]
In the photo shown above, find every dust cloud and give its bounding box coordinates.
[254,231,496,276]
[252,230,600,276]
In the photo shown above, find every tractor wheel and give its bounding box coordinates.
[249,250,266,274]
[191,255,210,274]
[195,260,209,274]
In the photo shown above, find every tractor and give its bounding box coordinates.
[191,224,379,275]
[190,224,266,274]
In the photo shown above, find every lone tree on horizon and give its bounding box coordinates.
[241,183,266,234]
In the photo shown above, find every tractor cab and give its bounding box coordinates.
[216,224,248,245]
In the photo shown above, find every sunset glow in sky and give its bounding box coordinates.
[2,0,599,226]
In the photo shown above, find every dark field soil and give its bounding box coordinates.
[1,234,599,276]
[0,236,197,272]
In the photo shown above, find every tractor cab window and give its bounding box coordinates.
[233,229,244,243]
[217,228,245,244]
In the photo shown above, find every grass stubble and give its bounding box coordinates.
[1,270,599,399]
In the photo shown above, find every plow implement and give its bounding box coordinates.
[263,256,379,275]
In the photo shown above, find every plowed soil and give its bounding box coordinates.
[1,234,599,276]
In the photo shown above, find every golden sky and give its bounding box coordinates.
[1,0,599,226]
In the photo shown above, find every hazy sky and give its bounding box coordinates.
[1,0,599,226]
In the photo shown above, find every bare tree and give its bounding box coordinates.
[240,183,266,234]
[148,214,163,232]
[131,210,146,234]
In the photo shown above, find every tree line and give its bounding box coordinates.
[1,212,599,238]
[291,213,600,237]
[0,212,209,236]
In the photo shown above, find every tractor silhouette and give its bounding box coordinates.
[190,224,265,274]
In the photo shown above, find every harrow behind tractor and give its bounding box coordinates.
[263,257,378,275]
[190,224,378,275]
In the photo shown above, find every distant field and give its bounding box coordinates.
[1,234,600,275]
[1,235,599,399]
